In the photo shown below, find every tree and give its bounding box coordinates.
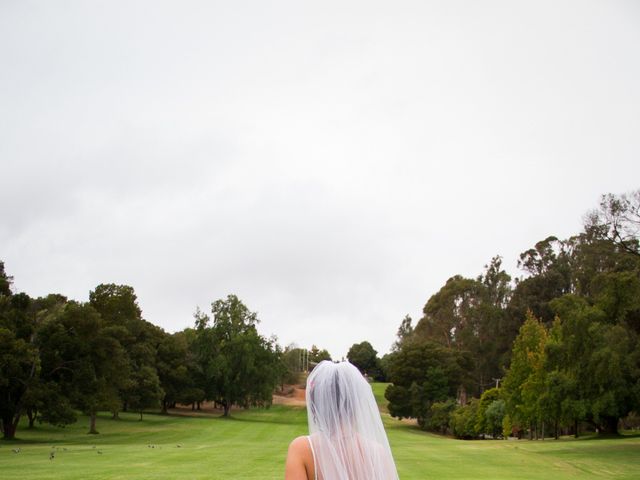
[0,284,58,440]
[539,368,575,439]
[156,331,193,413]
[508,237,573,329]
[502,311,548,439]
[385,340,469,427]
[0,293,39,439]
[308,345,332,364]
[392,315,413,352]
[89,284,162,418]
[127,365,163,420]
[89,284,142,326]
[484,400,506,438]
[479,256,512,308]
[585,189,640,257]
[451,398,480,439]
[550,292,640,435]
[0,261,13,296]
[278,345,306,386]
[347,341,378,377]
[25,294,77,430]
[426,399,456,434]
[50,301,129,433]
[1,286,81,439]
[414,270,507,397]
[414,275,484,349]
[194,295,279,417]
[475,387,501,436]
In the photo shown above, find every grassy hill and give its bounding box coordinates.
[1,386,639,479]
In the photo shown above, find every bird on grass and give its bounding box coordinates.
[12,448,21,454]
[176,444,182,448]
[49,451,55,460]
[97,450,103,455]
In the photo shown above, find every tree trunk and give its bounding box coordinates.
[197,401,201,411]
[88,411,99,434]
[574,419,579,438]
[191,402,195,411]
[139,411,143,421]
[529,423,533,440]
[112,410,119,420]
[27,408,36,429]
[555,420,559,440]
[599,416,619,435]
[161,399,168,415]
[223,402,230,417]
[541,421,545,440]
[2,414,18,440]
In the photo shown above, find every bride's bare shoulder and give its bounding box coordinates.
[289,435,310,450]
[285,436,313,480]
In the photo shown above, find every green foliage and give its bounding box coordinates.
[385,384,413,419]
[127,365,163,420]
[89,284,142,326]
[156,332,193,413]
[475,387,501,435]
[194,295,279,416]
[426,399,457,434]
[278,345,305,385]
[0,290,40,439]
[451,398,480,439]
[485,400,506,438]
[347,341,379,377]
[0,260,13,296]
[502,413,513,438]
[308,344,332,363]
[415,275,485,349]
[502,311,548,432]
[585,189,640,257]
[89,284,163,418]
[413,263,512,398]
[53,301,130,433]
[385,340,468,427]
[392,314,414,352]
[547,278,640,434]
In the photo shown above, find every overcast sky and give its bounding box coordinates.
[1,0,639,358]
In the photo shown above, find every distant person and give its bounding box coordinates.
[285,361,399,479]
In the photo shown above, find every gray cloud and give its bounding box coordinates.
[2,0,639,357]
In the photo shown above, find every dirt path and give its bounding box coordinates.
[272,387,306,407]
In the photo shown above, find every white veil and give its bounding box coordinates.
[306,361,399,480]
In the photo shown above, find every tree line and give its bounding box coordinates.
[0,276,314,439]
[3,189,638,441]
[383,189,640,439]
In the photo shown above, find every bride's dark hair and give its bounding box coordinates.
[308,363,354,435]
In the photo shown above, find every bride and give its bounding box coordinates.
[285,360,399,479]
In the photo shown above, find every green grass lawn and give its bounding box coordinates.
[1,385,639,479]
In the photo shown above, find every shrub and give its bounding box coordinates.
[451,398,480,439]
[485,399,506,438]
[427,399,457,434]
